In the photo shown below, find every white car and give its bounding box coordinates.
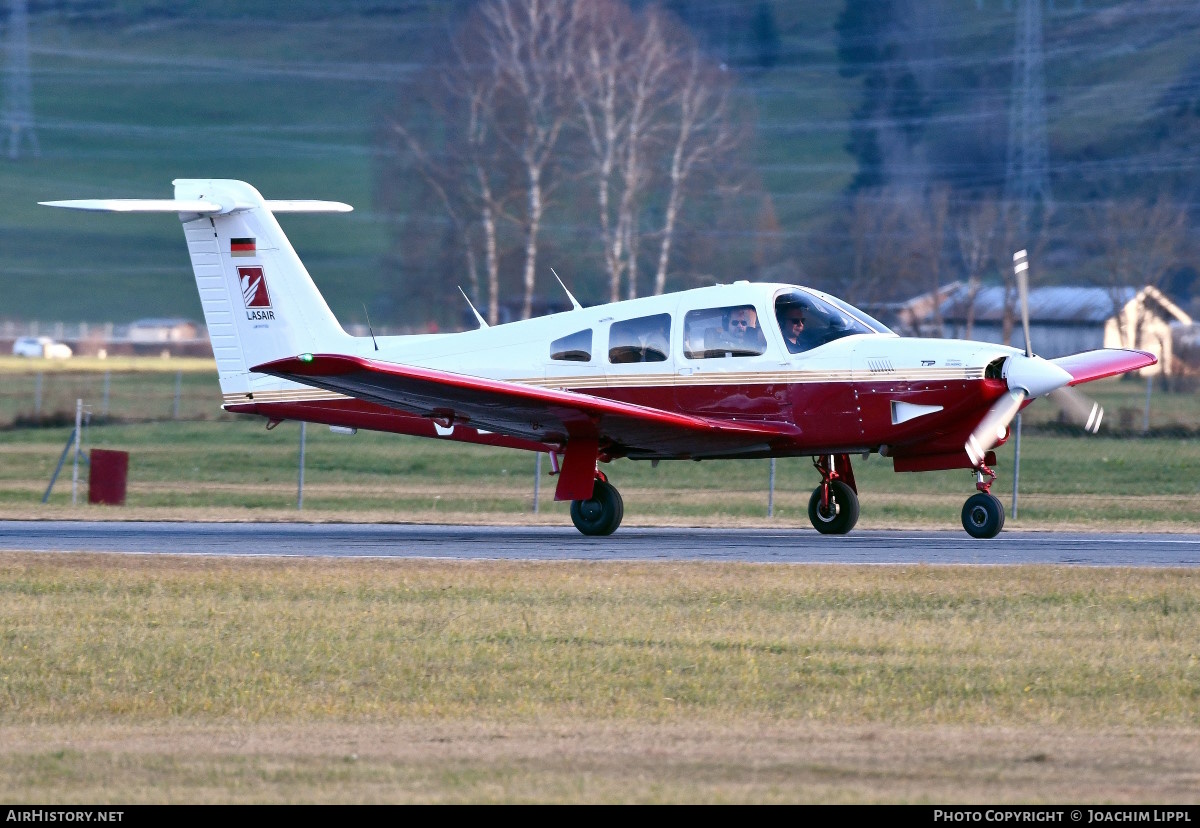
[12,336,73,359]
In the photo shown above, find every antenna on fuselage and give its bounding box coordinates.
[458,287,489,329]
[550,268,582,311]
[362,303,379,351]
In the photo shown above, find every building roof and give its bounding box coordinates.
[941,286,1136,325]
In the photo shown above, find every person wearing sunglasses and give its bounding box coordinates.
[780,308,806,353]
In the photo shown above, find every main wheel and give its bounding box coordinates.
[961,492,1005,539]
[807,480,859,535]
[570,478,624,536]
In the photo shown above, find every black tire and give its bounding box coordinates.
[961,492,1005,539]
[570,478,624,536]
[807,480,859,535]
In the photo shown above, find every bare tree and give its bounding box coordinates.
[572,3,741,301]
[482,0,576,319]
[384,0,750,323]
[651,40,740,297]
[384,13,519,326]
[1086,195,1187,349]
[993,200,1055,347]
[954,197,999,340]
[908,185,950,335]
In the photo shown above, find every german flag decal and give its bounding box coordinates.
[231,237,256,257]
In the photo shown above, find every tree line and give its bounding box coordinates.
[377,0,1198,340]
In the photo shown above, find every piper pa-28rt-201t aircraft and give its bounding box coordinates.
[43,179,1157,539]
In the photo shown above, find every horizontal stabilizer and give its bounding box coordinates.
[40,199,223,213]
[1051,349,1156,386]
[40,199,352,215]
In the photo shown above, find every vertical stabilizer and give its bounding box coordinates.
[172,179,352,400]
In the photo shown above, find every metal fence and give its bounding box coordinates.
[0,369,225,427]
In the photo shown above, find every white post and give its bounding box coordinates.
[71,398,82,506]
[767,458,776,517]
[1143,375,1152,434]
[533,453,541,513]
[1011,413,1022,519]
[297,421,307,510]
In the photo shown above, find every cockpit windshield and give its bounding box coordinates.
[773,288,892,354]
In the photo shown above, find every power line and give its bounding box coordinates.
[2,0,38,159]
[1005,0,1051,232]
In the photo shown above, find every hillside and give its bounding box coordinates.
[1,0,1197,326]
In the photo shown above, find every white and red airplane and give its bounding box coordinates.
[43,179,1156,538]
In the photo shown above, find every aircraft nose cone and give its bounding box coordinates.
[1003,354,1073,398]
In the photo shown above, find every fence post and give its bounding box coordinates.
[1011,413,1022,519]
[767,458,776,517]
[533,453,542,513]
[71,399,82,506]
[297,421,307,510]
[1142,375,1152,434]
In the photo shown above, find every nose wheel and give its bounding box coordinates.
[961,461,1005,539]
[570,477,624,536]
[962,492,1005,538]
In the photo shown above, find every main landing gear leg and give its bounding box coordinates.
[961,461,1005,539]
[808,454,859,535]
[570,471,624,537]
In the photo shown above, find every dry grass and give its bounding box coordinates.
[1,553,1198,802]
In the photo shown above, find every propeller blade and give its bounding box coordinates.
[965,389,1026,467]
[1013,249,1032,358]
[1048,386,1104,433]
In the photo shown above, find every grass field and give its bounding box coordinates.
[1,360,1197,803]
[0,554,1197,803]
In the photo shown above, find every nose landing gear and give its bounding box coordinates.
[961,461,1005,539]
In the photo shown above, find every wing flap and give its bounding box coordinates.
[253,354,800,457]
[1051,349,1156,386]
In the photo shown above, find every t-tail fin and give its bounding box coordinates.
[42,179,355,402]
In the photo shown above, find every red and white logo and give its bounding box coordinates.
[238,266,272,309]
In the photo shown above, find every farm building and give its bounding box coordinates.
[934,284,1192,375]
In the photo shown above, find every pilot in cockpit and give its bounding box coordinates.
[778,304,807,353]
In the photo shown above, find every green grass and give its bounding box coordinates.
[2,557,1197,726]
[0,555,1197,802]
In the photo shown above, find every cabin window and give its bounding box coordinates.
[608,313,671,364]
[683,305,767,359]
[550,329,592,362]
[773,289,886,354]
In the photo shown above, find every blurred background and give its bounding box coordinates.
[1,0,1198,379]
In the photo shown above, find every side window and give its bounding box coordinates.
[683,305,767,359]
[550,329,592,362]
[608,313,671,364]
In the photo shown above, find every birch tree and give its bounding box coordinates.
[1086,196,1186,349]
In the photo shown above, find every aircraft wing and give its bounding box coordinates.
[1051,348,1156,386]
[253,354,801,461]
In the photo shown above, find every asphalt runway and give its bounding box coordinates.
[0,521,1198,566]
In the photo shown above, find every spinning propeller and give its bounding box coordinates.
[963,250,1104,466]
